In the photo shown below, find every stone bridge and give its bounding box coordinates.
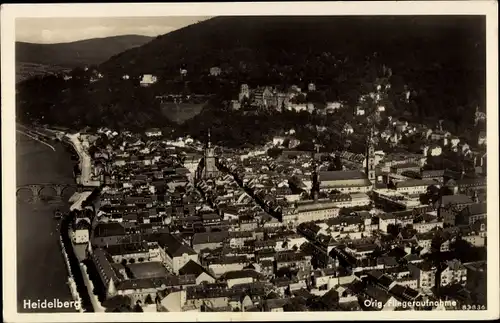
[16,183,81,203]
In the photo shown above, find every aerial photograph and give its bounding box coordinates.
[12,13,490,315]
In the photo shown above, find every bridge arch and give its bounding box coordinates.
[16,183,79,203]
[60,184,77,198]
[16,187,34,201]
[38,186,58,197]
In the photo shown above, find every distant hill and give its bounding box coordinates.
[99,16,485,82]
[16,35,153,81]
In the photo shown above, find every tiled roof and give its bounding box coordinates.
[221,269,265,281]
[390,162,420,169]
[364,285,392,303]
[462,202,487,216]
[93,248,120,285]
[440,194,473,206]
[192,231,229,245]
[396,179,437,188]
[146,232,197,257]
[319,170,367,181]
[106,242,148,256]
[94,222,127,237]
[179,260,214,278]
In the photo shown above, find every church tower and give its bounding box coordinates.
[201,129,219,180]
[311,144,321,201]
[366,127,376,186]
[472,190,479,203]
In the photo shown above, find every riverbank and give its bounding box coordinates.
[59,210,94,312]
[65,133,100,187]
[16,129,56,151]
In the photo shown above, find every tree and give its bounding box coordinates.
[103,295,132,312]
[144,294,154,305]
[276,267,293,279]
[387,223,402,237]
[267,147,283,159]
[133,301,144,312]
[419,193,431,205]
[431,229,445,253]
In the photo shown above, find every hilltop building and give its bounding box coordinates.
[474,106,486,126]
[253,87,275,108]
[239,84,250,102]
[140,74,157,87]
[210,67,222,76]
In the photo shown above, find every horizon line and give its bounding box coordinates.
[15,33,156,45]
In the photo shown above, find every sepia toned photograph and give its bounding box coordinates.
[2,2,498,322]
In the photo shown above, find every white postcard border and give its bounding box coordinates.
[2,1,498,322]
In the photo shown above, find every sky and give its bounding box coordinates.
[16,16,211,44]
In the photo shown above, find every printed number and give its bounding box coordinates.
[462,305,486,310]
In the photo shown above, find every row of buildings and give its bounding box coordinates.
[74,82,486,311]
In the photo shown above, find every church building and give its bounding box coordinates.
[304,127,376,193]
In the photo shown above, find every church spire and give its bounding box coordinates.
[200,128,218,180]
[311,143,321,202]
[366,125,376,187]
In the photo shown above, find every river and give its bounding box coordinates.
[16,132,79,313]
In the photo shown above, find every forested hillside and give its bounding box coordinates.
[17,16,485,146]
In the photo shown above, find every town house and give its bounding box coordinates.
[207,256,249,277]
[282,200,341,226]
[192,231,230,253]
[221,269,266,288]
[440,259,467,287]
[390,162,421,175]
[407,261,437,291]
[394,179,437,195]
[179,260,216,285]
[107,242,150,263]
[412,213,444,233]
[456,203,486,225]
[146,233,199,274]
[185,283,234,310]
[275,251,313,273]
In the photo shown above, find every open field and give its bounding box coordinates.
[16,62,71,83]
[161,102,206,124]
[127,262,170,279]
